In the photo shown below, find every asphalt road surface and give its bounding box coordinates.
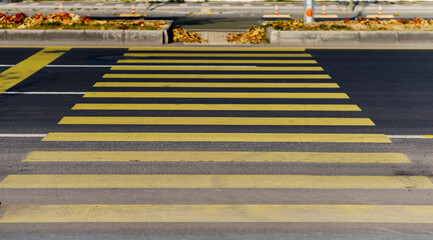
[0,46,432,239]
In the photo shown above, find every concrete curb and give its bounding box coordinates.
[0,20,173,45]
[267,29,433,45]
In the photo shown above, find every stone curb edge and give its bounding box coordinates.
[266,29,433,44]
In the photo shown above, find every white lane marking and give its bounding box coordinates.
[2,92,86,95]
[387,135,427,139]
[0,134,47,138]
[1,65,258,68]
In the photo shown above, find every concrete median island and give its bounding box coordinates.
[260,19,433,45]
[266,29,433,45]
[0,21,173,45]
[0,12,173,45]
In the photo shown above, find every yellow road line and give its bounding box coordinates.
[2,204,433,223]
[0,47,70,94]
[93,82,338,88]
[422,135,433,138]
[42,132,391,143]
[1,175,431,189]
[58,117,375,126]
[72,103,361,111]
[117,59,317,64]
[22,151,411,163]
[124,53,312,57]
[110,66,324,71]
[103,74,331,79]
[83,92,349,99]
[128,47,306,52]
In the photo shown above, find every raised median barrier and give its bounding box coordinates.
[0,20,173,45]
[266,28,433,45]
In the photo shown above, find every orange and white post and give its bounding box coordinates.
[60,2,64,13]
[275,4,279,15]
[304,0,314,23]
[322,4,326,15]
[378,3,382,16]
[132,3,136,15]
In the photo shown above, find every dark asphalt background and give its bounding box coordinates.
[0,47,432,235]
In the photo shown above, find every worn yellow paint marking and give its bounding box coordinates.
[1,175,430,189]
[124,53,313,57]
[42,132,391,143]
[58,117,375,126]
[22,151,411,163]
[2,205,433,223]
[83,92,349,99]
[93,82,338,88]
[72,103,361,111]
[0,47,70,93]
[0,204,433,224]
[103,74,331,79]
[110,66,324,71]
[128,47,306,51]
[117,59,317,64]
[422,135,433,138]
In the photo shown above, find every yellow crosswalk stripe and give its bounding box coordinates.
[2,204,433,223]
[128,47,306,52]
[83,92,349,99]
[42,132,391,143]
[58,117,375,126]
[22,151,411,163]
[0,204,433,224]
[118,59,317,64]
[93,82,338,88]
[1,175,431,189]
[0,47,70,94]
[110,66,324,71]
[124,53,313,57]
[103,74,331,79]
[72,103,361,111]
